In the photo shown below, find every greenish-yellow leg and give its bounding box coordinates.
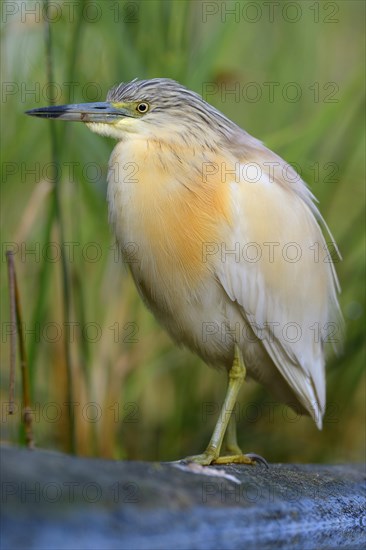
[185,345,255,466]
[223,410,242,455]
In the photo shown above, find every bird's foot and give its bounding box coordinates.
[214,453,269,467]
[183,451,218,466]
[183,451,268,467]
[222,443,243,456]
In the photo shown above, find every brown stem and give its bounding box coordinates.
[6,251,34,449]
[6,251,16,414]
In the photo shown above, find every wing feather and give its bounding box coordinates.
[216,154,342,428]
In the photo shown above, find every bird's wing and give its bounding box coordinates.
[215,149,342,428]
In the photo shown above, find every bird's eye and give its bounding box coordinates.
[137,102,149,113]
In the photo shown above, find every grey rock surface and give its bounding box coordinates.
[1,444,365,549]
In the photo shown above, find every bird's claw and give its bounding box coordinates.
[213,452,269,467]
[244,453,269,468]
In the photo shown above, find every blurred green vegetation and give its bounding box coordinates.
[1,0,364,462]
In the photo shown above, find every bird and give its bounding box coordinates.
[26,78,342,465]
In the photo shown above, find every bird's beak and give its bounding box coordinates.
[25,102,133,123]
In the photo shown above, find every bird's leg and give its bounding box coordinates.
[184,345,255,466]
[223,408,243,456]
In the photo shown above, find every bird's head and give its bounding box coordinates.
[26,78,241,146]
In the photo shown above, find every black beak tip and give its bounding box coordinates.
[25,108,45,117]
[25,107,64,119]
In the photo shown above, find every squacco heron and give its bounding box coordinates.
[26,78,342,465]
